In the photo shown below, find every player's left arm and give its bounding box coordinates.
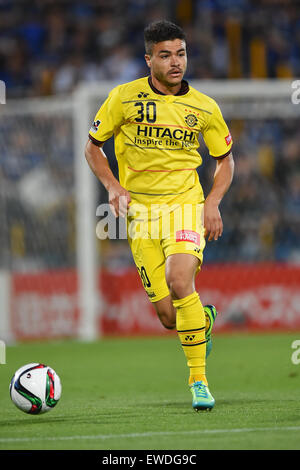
[204,152,234,242]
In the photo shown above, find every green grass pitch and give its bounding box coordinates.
[0,332,300,450]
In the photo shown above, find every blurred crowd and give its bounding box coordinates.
[0,0,300,269]
[1,0,300,98]
[0,113,75,269]
[199,118,300,264]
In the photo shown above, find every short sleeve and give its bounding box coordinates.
[88,86,124,146]
[202,101,233,159]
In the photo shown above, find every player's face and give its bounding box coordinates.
[145,39,187,89]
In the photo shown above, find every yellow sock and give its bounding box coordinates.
[173,291,207,386]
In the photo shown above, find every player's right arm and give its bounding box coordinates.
[84,141,131,217]
[84,86,131,217]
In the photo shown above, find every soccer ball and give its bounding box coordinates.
[10,363,62,414]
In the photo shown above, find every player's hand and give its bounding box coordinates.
[203,198,223,241]
[108,183,131,217]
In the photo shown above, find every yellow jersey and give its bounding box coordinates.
[89,76,232,204]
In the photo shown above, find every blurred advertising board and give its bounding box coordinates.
[8,263,300,341]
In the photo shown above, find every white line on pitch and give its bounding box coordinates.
[1,426,300,443]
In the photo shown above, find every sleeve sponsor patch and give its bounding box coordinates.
[90,119,101,133]
[225,133,232,146]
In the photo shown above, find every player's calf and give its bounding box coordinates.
[153,296,176,329]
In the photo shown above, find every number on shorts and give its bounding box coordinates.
[138,266,151,288]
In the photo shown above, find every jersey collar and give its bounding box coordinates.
[147,76,189,96]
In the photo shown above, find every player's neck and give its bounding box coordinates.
[150,75,182,95]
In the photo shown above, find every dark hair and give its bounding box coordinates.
[144,20,186,55]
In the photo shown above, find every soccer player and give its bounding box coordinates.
[85,20,234,411]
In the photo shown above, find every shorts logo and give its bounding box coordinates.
[147,291,156,299]
[184,114,198,127]
[176,230,200,245]
[225,133,232,146]
[90,119,101,133]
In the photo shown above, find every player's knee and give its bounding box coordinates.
[167,277,191,300]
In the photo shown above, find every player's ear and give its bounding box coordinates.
[144,54,151,68]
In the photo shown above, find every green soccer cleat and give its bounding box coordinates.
[204,304,218,358]
[190,380,215,411]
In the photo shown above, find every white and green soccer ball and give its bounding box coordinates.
[10,363,62,414]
